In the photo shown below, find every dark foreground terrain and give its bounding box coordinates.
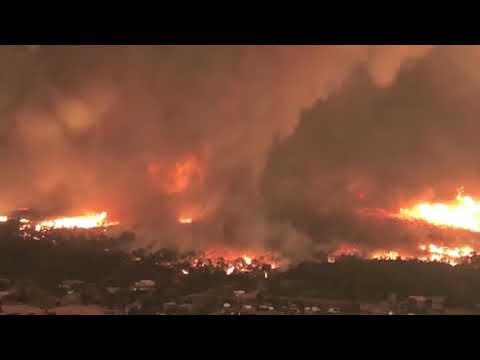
[1,227,480,315]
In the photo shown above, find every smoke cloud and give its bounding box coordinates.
[8,45,475,257]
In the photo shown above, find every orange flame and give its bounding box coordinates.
[399,188,480,232]
[366,243,476,267]
[420,244,475,266]
[35,212,116,231]
[371,251,400,260]
[178,217,193,224]
[0,216,7,222]
[226,265,235,275]
[243,255,252,265]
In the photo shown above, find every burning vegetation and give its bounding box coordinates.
[0,210,118,241]
[399,188,480,233]
[34,212,118,231]
[343,188,480,266]
[178,250,281,276]
[3,188,480,269]
[4,46,480,289]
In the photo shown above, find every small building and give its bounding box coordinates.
[183,291,217,313]
[59,292,83,306]
[387,293,397,306]
[132,280,156,292]
[105,287,121,295]
[327,307,341,314]
[408,296,428,313]
[177,303,193,314]
[431,296,446,311]
[126,300,143,314]
[163,302,178,314]
[59,280,85,291]
[0,279,11,291]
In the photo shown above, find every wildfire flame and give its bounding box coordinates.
[243,255,252,265]
[181,269,190,275]
[367,243,476,267]
[420,244,475,266]
[0,216,7,222]
[35,212,116,231]
[372,251,400,261]
[226,265,235,275]
[178,217,193,224]
[399,188,480,233]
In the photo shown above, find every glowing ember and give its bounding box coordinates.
[0,216,7,222]
[226,265,235,275]
[178,217,193,224]
[35,212,116,231]
[264,271,268,279]
[399,188,480,232]
[181,269,190,275]
[243,255,252,265]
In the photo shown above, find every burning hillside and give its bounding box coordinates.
[399,188,480,233]
[0,210,119,240]
[344,188,480,266]
[183,250,281,275]
[4,46,480,272]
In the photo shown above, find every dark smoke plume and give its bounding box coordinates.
[9,45,476,258]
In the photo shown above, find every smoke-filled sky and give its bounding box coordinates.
[2,45,480,257]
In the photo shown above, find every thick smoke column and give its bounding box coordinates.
[0,45,441,255]
[262,46,480,258]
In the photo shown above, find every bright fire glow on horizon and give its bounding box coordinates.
[35,212,116,231]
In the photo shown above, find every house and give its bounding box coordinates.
[387,293,397,306]
[327,307,341,314]
[0,279,11,291]
[431,296,446,311]
[183,291,217,313]
[233,290,246,297]
[105,287,121,295]
[131,280,156,292]
[126,300,143,314]
[163,302,178,314]
[59,292,83,306]
[59,280,85,291]
[0,290,13,301]
[408,296,428,313]
[177,303,193,314]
